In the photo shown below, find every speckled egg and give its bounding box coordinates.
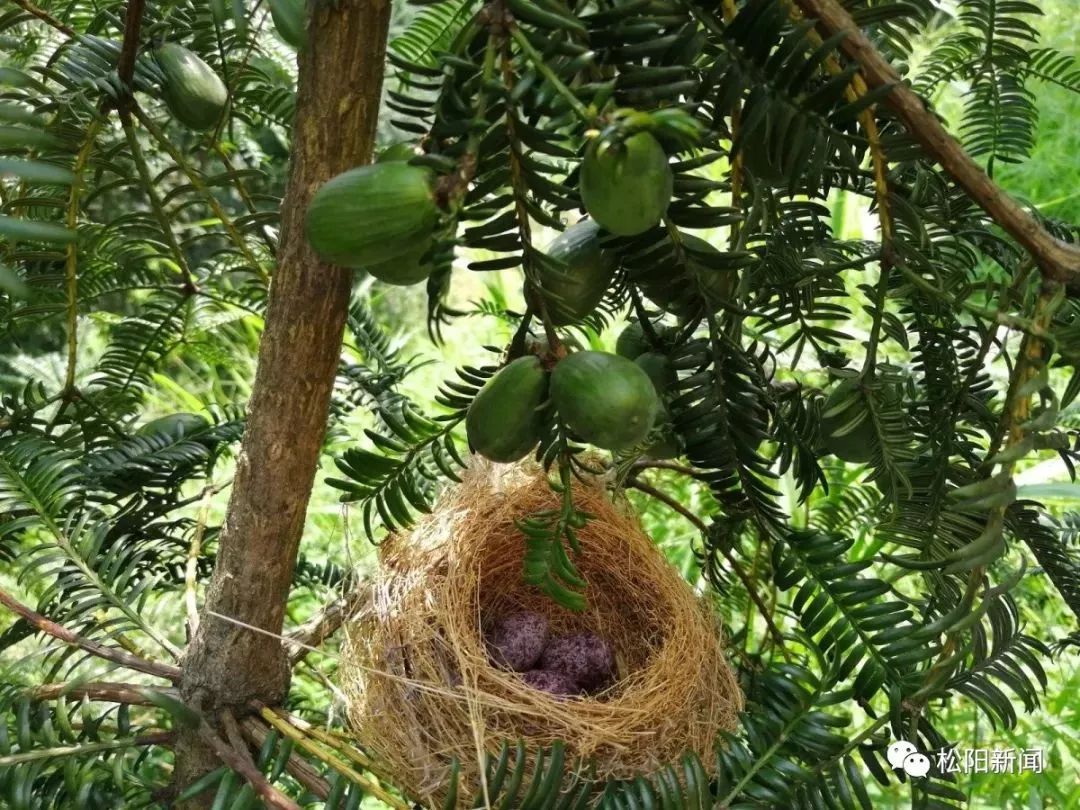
[539,633,615,691]
[520,669,581,697]
[486,611,549,672]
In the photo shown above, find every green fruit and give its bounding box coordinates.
[535,220,617,325]
[467,356,549,463]
[636,234,735,317]
[376,141,417,163]
[615,323,648,359]
[137,412,210,439]
[580,133,672,236]
[635,353,680,459]
[365,238,433,286]
[306,162,438,268]
[820,379,875,464]
[634,352,676,394]
[551,351,660,450]
[155,44,228,131]
[615,322,675,359]
[268,0,307,49]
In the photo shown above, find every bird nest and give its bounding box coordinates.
[340,461,742,807]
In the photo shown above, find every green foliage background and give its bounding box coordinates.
[1,0,1079,807]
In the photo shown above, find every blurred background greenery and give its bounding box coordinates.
[2,0,1077,806]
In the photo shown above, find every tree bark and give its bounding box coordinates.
[173,0,391,801]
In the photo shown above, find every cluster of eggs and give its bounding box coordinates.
[485,612,615,697]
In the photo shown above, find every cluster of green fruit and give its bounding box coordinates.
[152,1,304,132]
[465,322,679,462]
[300,126,885,467]
[303,129,678,286]
[304,151,734,330]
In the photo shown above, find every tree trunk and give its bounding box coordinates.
[173,0,391,801]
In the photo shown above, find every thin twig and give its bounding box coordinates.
[286,587,371,664]
[173,477,233,511]
[0,732,174,767]
[628,459,707,478]
[627,478,792,660]
[497,29,563,355]
[121,117,196,287]
[208,7,271,147]
[214,145,278,252]
[198,720,302,810]
[256,705,409,809]
[783,0,895,374]
[115,0,147,112]
[29,681,173,705]
[134,107,268,280]
[509,27,591,122]
[63,119,105,392]
[240,717,331,800]
[9,0,75,36]
[0,588,181,682]
[721,0,743,250]
[268,708,376,772]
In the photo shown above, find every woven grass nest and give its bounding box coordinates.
[341,461,743,807]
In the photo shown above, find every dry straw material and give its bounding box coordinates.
[341,461,742,807]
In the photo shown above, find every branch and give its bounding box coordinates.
[116,0,147,110]
[240,717,331,800]
[793,0,1080,292]
[256,705,409,810]
[286,586,370,664]
[0,588,181,682]
[628,459,708,479]
[0,732,174,767]
[9,0,75,36]
[509,26,590,122]
[64,119,105,392]
[30,681,172,705]
[121,118,196,288]
[133,108,266,279]
[199,718,302,810]
[268,708,376,772]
